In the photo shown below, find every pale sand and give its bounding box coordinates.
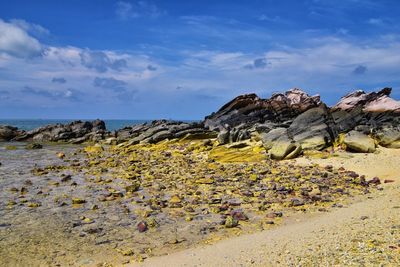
[132,147,400,266]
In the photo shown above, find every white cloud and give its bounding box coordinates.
[0,19,43,58]
[9,19,50,36]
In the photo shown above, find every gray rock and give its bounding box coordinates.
[259,128,288,150]
[344,131,376,153]
[288,105,335,150]
[374,126,400,148]
[269,138,302,160]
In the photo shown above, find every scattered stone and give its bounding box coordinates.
[384,179,395,183]
[125,183,140,193]
[25,143,43,149]
[72,198,86,204]
[137,221,148,233]
[60,174,72,183]
[368,177,381,185]
[224,216,238,228]
[230,210,248,221]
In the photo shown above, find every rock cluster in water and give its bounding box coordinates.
[1,87,399,159]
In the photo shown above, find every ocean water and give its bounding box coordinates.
[0,119,150,131]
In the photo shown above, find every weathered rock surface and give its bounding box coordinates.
[207,87,400,158]
[14,120,108,143]
[343,131,376,153]
[115,120,217,144]
[204,89,321,143]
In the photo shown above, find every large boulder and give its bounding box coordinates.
[259,128,288,150]
[269,138,302,160]
[373,126,400,148]
[343,131,376,153]
[288,105,336,150]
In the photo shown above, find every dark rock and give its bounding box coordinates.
[60,175,72,183]
[384,179,395,184]
[230,210,248,221]
[368,177,381,185]
[204,89,321,132]
[137,221,148,232]
[26,143,43,149]
[13,120,108,143]
[0,125,24,141]
[290,198,305,206]
[115,120,216,144]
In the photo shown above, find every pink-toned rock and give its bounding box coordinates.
[332,88,400,113]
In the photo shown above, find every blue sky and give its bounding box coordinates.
[0,0,399,119]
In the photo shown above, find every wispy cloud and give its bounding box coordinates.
[79,50,127,73]
[9,19,49,36]
[93,77,126,92]
[367,18,384,26]
[0,19,43,58]
[116,1,164,20]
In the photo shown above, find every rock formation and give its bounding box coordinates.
[0,125,23,141]
[204,89,322,144]
[206,87,400,159]
[114,120,217,144]
[1,87,399,160]
[13,120,108,143]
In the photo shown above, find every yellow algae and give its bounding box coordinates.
[208,144,266,163]
[84,144,104,154]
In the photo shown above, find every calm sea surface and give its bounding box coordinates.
[0,119,150,131]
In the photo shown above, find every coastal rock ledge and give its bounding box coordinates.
[1,87,399,159]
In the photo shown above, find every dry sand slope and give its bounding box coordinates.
[134,147,400,266]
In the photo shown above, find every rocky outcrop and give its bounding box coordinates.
[204,89,321,144]
[205,89,321,131]
[332,88,400,113]
[0,125,23,141]
[205,87,400,159]
[14,120,108,143]
[115,120,217,144]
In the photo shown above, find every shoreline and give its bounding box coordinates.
[1,141,399,266]
[132,147,400,266]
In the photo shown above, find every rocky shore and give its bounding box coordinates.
[0,87,399,266]
[2,87,399,160]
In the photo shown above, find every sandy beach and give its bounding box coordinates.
[134,147,400,266]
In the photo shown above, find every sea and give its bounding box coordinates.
[0,119,150,131]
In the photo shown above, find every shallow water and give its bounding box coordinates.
[0,143,226,266]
